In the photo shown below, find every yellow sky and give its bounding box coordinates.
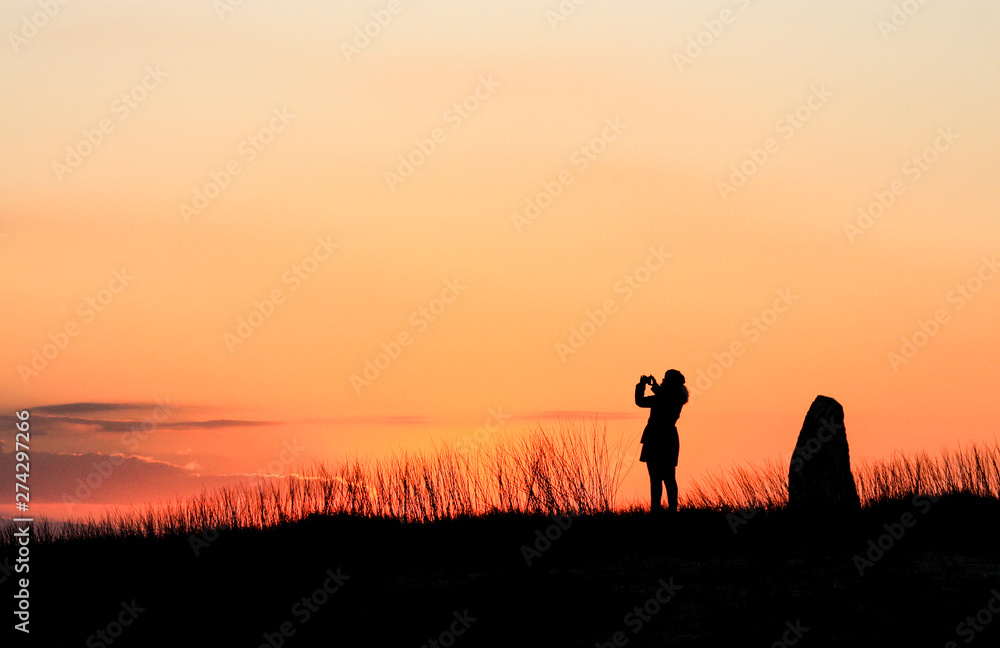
[2,0,999,510]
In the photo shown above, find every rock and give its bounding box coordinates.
[787,395,860,512]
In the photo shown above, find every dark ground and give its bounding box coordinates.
[10,495,1000,647]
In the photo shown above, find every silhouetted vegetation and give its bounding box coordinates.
[683,440,1000,511]
[2,428,998,546]
[4,428,1000,647]
[2,422,632,544]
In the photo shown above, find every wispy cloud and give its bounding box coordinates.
[1,401,278,437]
[32,402,159,415]
[40,417,279,433]
[0,451,278,506]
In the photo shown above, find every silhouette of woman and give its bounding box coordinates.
[635,370,688,513]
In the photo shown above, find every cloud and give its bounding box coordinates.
[31,402,159,415]
[0,451,272,507]
[38,416,279,433]
[8,405,442,440]
[0,401,279,439]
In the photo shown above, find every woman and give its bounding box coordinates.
[635,369,688,513]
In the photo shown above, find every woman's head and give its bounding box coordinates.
[653,369,688,403]
[662,369,685,386]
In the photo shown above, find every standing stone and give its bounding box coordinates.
[787,395,860,512]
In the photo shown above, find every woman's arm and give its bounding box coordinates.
[635,379,654,407]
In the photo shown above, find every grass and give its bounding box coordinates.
[682,440,1000,511]
[6,425,998,647]
[2,420,634,544]
[3,423,998,546]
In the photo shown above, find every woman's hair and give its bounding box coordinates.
[663,369,689,404]
[664,369,685,385]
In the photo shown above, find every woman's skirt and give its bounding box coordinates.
[639,424,679,466]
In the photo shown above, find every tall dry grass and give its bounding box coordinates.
[2,421,634,544]
[680,458,790,511]
[854,442,1000,504]
[681,440,1000,511]
[4,430,997,546]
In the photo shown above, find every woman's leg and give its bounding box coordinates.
[665,464,678,513]
[647,462,662,512]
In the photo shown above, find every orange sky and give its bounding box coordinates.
[2,1,999,517]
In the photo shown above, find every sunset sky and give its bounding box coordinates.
[2,0,998,517]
